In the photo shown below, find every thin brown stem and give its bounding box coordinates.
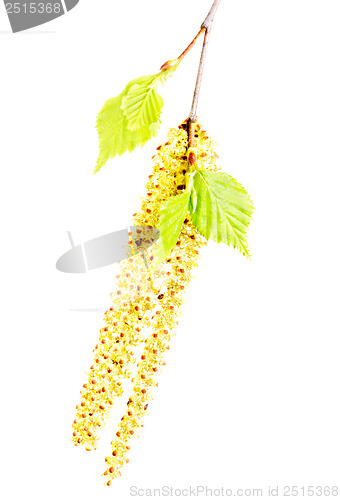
[188,0,221,150]
[160,28,205,71]
[202,0,222,29]
[188,27,211,125]
[178,28,205,62]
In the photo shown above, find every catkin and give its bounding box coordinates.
[103,228,204,481]
[72,120,221,482]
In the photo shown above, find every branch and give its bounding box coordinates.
[188,27,212,124]
[188,0,222,151]
[202,0,222,29]
[159,0,222,156]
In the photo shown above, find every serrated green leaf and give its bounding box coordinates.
[149,191,191,272]
[190,170,254,257]
[122,80,164,132]
[94,69,180,174]
[94,90,159,174]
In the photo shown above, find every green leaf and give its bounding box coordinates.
[94,70,178,174]
[94,90,159,174]
[149,191,191,272]
[190,170,254,257]
[121,79,164,132]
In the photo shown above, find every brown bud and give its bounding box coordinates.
[188,151,196,165]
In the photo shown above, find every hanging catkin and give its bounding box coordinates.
[72,121,221,482]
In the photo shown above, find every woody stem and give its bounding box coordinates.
[188,0,222,150]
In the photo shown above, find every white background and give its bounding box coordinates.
[1,1,340,498]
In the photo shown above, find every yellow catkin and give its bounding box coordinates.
[72,248,157,450]
[72,121,220,480]
[100,121,221,483]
